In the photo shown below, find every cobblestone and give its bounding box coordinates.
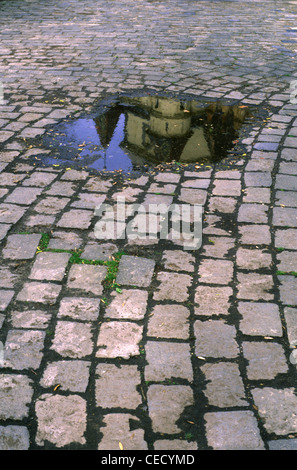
[0,0,297,451]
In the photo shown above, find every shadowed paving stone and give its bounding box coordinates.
[0,203,27,224]
[154,440,198,450]
[242,342,288,380]
[147,304,190,339]
[0,289,14,311]
[29,252,71,281]
[0,374,33,420]
[67,264,107,295]
[35,394,87,447]
[208,196,237,213]
[252,388,297,435]
[116,255,155,287]
[238,203,268,224]
[254,142,279,151]
[57,209,93,229]
[95,364,142,408]
[238,302,282,337]
[194,286,232,316]
[278,275,297,306]
[238,224,271,245]
[212,179,241,196]
[16,282,62,304]
[58,297,100,321]
[98,414,147,450]
[0,426,30,450]
[105,289,148,320]
[201,362,248,407]
[202,236,235,258]
[284,307,297,347]
[153,271,192,302]
[162,250,195,272]
[155,172,181,183]
[51,321,93,358]
[205,411,265,450]
[273,207,297,227]
[40,360,91,393]
[147,385,194,434]
[0,223,11,241]
[179,188,207,205]
[3,330,45,370]
[237,273,274,300]
[145,341,193,382]
[194,320,239,358]
[96,321,143,359]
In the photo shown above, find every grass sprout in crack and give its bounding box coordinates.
[40,94,252,174]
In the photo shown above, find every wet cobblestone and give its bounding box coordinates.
[0,0,297,452]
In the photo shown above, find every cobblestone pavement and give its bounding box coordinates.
[0,0,297,451]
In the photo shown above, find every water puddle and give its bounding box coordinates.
[40,94,252,173]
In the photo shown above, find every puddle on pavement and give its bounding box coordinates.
[41,94,252,173]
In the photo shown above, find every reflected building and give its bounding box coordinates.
[119,96,250,164]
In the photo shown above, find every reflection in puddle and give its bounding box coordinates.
[42,95,251,172]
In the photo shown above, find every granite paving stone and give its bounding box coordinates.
[205,411,265,450]
[16,282,62,305]
[50,321,93,358]
[29,252,71,282]
[252,388,297,435]
[66,264,107,295]
[96,321,143,359]
[98,414,147,450]
[237,272,274,301]
[95,364,142,409]
[3,329,45,370]
[153,271,192,302]
[238,302,283,337]
[145,341,193,382]
[194,286,233,316]
[116,255,155,287]
[194,320,239,358]
[242,341,288,380]
[0,426,30,450]
[147,385,194,434]
[35,394,87,447]
[147,304,190,339]
[0,374,33,420]
[40,360,91,393]
[201,362,248,408]
[105,289,148,320]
